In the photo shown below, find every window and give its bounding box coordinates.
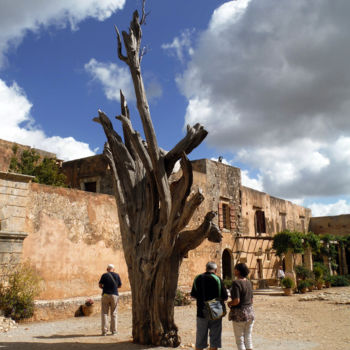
[84,181,97,193]
[80,176,101,193]
[218,202,234,230]
[280,213,286,231]
[222,204,230,229]
[254,210,266,235]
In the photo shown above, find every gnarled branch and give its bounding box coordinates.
[165,123,208,176]
[175,211,219,257]
[172,189,204,233]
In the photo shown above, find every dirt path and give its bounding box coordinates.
[0,287,349,350]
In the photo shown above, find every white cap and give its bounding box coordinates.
[107,264,114,269]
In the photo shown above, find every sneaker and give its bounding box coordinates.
[111,332,117,336]
[101,332,107,336]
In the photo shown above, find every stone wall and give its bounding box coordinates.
[239,187,312,280]
[22,183,129,300]
[62,155,115,194]
[179,159,242,286]
[0,139,57,172]
[309,214,350,236]
[1,157,317,302]
[0,172,33,268]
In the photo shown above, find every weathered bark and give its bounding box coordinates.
[94,4,221,347]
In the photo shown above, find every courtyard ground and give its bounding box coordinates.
[0,287,349,350]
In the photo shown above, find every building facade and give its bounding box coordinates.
[0,139,316,299]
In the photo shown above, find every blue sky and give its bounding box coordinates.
[1,0,350,217]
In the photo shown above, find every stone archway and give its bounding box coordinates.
[222,249,233,280]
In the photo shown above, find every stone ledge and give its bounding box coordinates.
[0,231,28,240]
[0,172,34,183]
[29,292,132,322]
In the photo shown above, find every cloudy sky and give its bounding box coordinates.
[1,0,350,217]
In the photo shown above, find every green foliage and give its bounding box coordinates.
[34,158,67,186]
[328,275,350,287]
[313,262,328,277]
[8,148,67,187]
[281,277,294,289]
[0,262,42,321]
[223,278,232,289]
[272,230,304,256]
[303,232,321,253]
[295,265,314,280]
[305,278,315,287]
[174,289,191,306]
[297,280,309,291]
[313,265,324,280]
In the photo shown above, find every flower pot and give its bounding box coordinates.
[300,287,307,294]
[283,288,293,296]
[316,282,323,290]
[82,304,94,316]
[325,281,331,288]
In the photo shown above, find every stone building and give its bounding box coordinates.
[0,138,316,301]
[62,154,311,288]
[0,139,57,172]
[309,214,350,276]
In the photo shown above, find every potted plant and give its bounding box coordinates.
[324,274,332,288]
[306,278,315,292]
[281,277,294,296]
[297,280,309,294]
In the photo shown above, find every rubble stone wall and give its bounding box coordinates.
[22,183,129,300]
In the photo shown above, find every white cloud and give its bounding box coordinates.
[0,80,94,160]
[178,0,350,210]
[85,59,134,102]
[85,58,162,102]
[309,200,350,217]
[0,0,125,67]
[162,29,195,63]
[241,170,263,192]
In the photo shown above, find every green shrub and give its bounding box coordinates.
[272,230,304,256]
[313,266,324,280]
[295,265,314,280]
[329,275,350,287]
[297,280,309,291]
[281,277,294,289]
[305,278,315,287]
[313,262,328,278]
[0,262,42,321]
[223,279,232,289]
[174,289,191,306]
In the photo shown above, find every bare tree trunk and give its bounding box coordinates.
[94,5,221,347]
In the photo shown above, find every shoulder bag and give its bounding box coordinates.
[201,274,227,320]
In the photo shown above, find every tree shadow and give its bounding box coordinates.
[35,334,102,339]
[0,342,153,350]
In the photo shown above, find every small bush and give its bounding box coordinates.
[223,279,232,289]
[297,280,309,292]
[0,262,42,321]
[174,289,191,306]
[329,275,350,287]
[281,277,294,289]
[295,265,314,280]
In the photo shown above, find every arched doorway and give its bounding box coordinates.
[222,249,233,280]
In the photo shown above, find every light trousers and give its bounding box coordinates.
[101,294,119,334]
[232,320,254,350]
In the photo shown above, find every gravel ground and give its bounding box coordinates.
[0,287,349,350]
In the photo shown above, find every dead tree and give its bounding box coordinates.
[94,7,222,348]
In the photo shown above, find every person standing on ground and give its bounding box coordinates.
[228,263,255,350]
[98,264,122,336]
[191,261,228,350]
[277,265,285,286]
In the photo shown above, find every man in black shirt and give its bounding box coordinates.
[191,262,228,350]
[99,264,122,336]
